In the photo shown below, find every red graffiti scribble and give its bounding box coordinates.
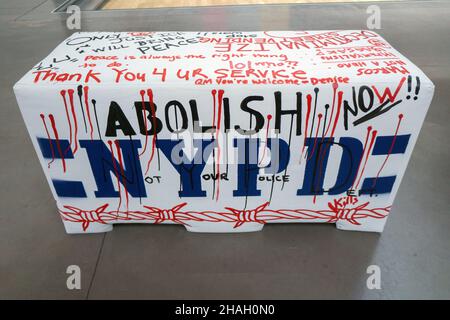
[59,197,391,232]
[327,196,365,225]
[67,89,79,154]
[115,140,129,213]
[355,129,378,190]
[144,202,188,225]
[62,204,109,231]
[83,86,94,140]
[60,90,73,156]
[127,32,154,37]
[40,114,55,168]
[212,89,217,127]
[352,126,373,190]
[371,114,404,190]
[372,77,406,103]
[329,91,343,138]
[211,89,217,200]
[313,90,343,203]
[48,114,66,173]
[144,89,157,175]
[139,89,149,157]
[225,201,269,228]
[108,140,122,214]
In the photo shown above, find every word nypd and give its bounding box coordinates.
[37,132,410,199]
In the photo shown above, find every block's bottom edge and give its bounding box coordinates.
[61,219,386,234]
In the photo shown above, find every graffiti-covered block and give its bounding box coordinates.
[14,31,434,234]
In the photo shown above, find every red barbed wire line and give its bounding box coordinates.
[59,197,391,231]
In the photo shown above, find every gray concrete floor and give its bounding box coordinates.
[0,0,449,299]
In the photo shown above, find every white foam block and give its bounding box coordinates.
[14,31,434,233]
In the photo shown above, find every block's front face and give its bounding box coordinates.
[14,31,434,233]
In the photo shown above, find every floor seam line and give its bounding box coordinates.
[14,0,50,22]
[86,232,106,300]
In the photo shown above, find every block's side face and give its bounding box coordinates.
[338,83,435,232]
[13,31,434,234]
[13,85,73,213]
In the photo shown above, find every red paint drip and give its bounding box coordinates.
[352,126,372,190]
[108,140,122,214]
[329,91,343,138]
[145,89,156,175]
[139,89,149,157]
[212,89,217,127]
[311,114,323,204]
[215,89,224,201]
[115,140,129,213]
[60,90,73,155]
[211,89,218,200]
[355,130,378,190]
[307,113,323,161]
[40,114,55,168]
[48,114,66,173]
[259,114,272,165]
[301,94,313,157]
[67,89,78,154]
[83,86,94,140]
[371,114,404,189]
[313,91,343,202]
[324,82,338,136]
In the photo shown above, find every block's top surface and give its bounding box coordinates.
[15,31,433,87]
